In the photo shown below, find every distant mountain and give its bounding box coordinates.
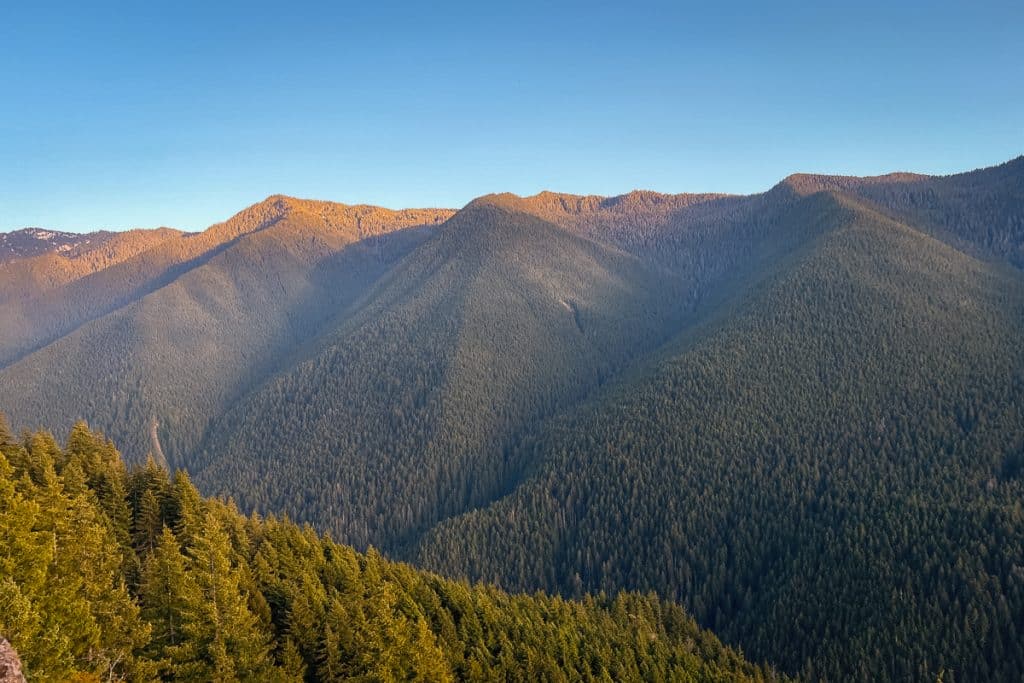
[0,197,453,457]
[779,154,1024,266]
[0,227,184,308]
[1,156,1023,681]
[0,227,112,261]
[0,224,193,362]
[0,226,185,270]
[192,198,694,549]
[411,191,1024,680]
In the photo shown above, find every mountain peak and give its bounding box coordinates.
[0,227,117,262]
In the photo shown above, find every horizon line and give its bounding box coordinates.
[5,153,1021,235]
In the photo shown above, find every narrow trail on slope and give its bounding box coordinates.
[149,415,169,470]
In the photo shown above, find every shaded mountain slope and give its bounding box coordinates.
[782,154,1024,265]
[476,190,763,274]
[192,200,696,550]
[0,198,452,461]
[472,183,853,316]
[410,193,1024,681]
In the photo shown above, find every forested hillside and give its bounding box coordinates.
[1,157,1022,681]
[0,419,772,681]
[184,178,885,553]
[193,200,693,549]
[0,198,452,459]
[781,155,1024,265]
[0,197,452,370]
[412,194,1024,681]
[0,227,182,307]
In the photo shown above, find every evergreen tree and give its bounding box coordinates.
[0,418,772,682]
[134,488,164,554]
[177,512,275,681]
[139,526,196,673]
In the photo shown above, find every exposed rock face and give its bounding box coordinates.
[0,639,25,683]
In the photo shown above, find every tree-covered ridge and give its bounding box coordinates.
[192,201,695,550]
[0,418,774,682]
[1,157,1022,682]
[469,186,796,283]
[412,196,1024,681]
[0,195,454,371]
[780,155,1024,266]
[0,197,452,461]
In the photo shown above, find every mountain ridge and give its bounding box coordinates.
[410,191,1024,680]
[191,199,695,549]
[2,155,1023,682]
[0,197,454,368]
[0,199,454,459]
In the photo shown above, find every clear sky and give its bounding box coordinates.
[2,1,1022,233]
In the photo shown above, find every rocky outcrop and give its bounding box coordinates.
[0,639,25,683]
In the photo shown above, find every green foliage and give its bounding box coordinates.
[0,198,452,461]
[1,158,1021,682]
[0,421,771,681]
[413,201,1024,681]
[195,201,696,550]
[0,428,152,680]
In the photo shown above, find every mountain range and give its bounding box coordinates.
[2,155,1023,681]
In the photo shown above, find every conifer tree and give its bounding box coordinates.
[170,470,204,551]
[134,488,164,554]
[0,449,59,677]
[178,512,275,681]
[139,526,196,673]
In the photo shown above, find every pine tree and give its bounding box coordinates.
[139,526,196,672]
[134,489,164,554]
[0,413,11,446]
[170,470,204,552]
[178,512,276,681]
[64,421,133,548]
[24,431,61,487]
[317,621,344,681]
[41,480,150,680]
[277,636,307,681]
[0,449,61,678]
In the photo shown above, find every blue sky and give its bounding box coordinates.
[2,1,1022,232]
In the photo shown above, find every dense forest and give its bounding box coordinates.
[0,418,773,681]
[1,157,1022,681]
[189,183,844,552]
[0,198,452,460]
[412,197,1024,681]
[192,201,696,549]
